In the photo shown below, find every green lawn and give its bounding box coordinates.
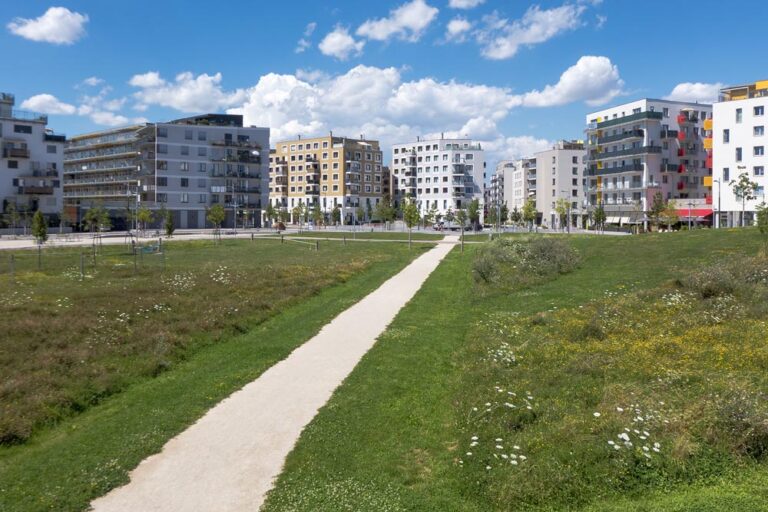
[262,229,768,511]
[0,239,430,512]
[282,230,443,241]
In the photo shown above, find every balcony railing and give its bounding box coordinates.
[3,147,30,158]
[590,111,663,130]
[588,163,644,176]
[593,146,662,159]
[597,129,644,144]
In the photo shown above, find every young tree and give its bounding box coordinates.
[510,206,522,226]
[555,198,569,231]
[311,203,323,227]
[444,207,455,229]
[136,206,154,233]
[522,198,537,232]
[31,210,48,245]
[291,204,304,226]
[265,203,277,228]
[366,202,373,223]
[756,202,768,251]
[278,207,290,225]
[730,172,759,227]
[374,195,396,227]
[355,205,365,224]
[59,207,74,235]
[467,199,481,231]
[402,199,420,249]
[659,200,680,231]
[486,206,498,229]
[648,191,665,231]
[164,209,175,237]
[424,204,438,227]
[207,204,226,243]
[500,203,509,226]
[593,204,607,233]
[6,202,19,235]
[331,205,341,226]
[456,208,468,252]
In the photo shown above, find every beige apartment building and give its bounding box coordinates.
[268,135,387,224]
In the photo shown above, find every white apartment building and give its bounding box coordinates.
[487,160,514,207]
[712,80,768,227]
[531,141,587,228]
[391,136,485,219]
[1,92,65,223]
[586,99,713,228]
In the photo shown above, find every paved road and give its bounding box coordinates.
[90,236,458,512]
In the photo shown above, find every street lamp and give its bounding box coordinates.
[687,201,693,230]
[713,178,722,229]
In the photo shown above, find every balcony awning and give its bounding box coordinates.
[675,208,713,218]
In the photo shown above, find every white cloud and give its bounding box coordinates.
[89,111,130,127]
[596,15,607,29]
[357,0,439,42]
[7,7,88,45]
[129,71,247,112]
[663,82,723,104]
[20,94,76,115]
[517,56,624,107]
[449,0,485,8]
[486,135,553,162]
[318,26,364,60]
[81,76,104,87]
[477,4,585,60]
[295,22,317,53]
[445,17,472,42]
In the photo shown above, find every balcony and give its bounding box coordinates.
[703,118,713,131]
[677,113,698,124]
[44,133,66,143]
[677,131,687,141]
[660,163,678,173]
[588,163,644,176]
[597,129,644,144]
[3,147,30,158]
[594,145,662,159]
[660,129,679,139]
[18,185,55,195]
[211,139,261,149]
[706,155,713,168]
[591,111,663,130]
[232,186,261,194]
[703,138,713,150]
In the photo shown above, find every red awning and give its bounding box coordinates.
[675,208,713,217]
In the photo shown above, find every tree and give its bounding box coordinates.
[59,207,74,234]
[486,206,498,228]
[374,195,396,227]
[593,204,607,233]
[331,205,341,225]
[522,198,537,231]
[500,203,509,225]
[510,206,522,225]
[136,206,154,233]
[31,210,48,245]
[659,200,680,231]
[730,172,759,227]
[164,209,175,237]
[311,203,323,227]
[265,203,277,228]
[424,204,438,227]
[278,207,290,225]
[291,204,305,226]
[456,208,468,252]
[756,202,768,251]
[83,205,110,235]
[366,202,373,223]
[467,199,481,231]
[648,192,665,231]
[555,198,569,231]
[402,199,420,249]
[207,204,226,243]
[355,206,365,224]
[6,202,19,234]
[444,207,455,228]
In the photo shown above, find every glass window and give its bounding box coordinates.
[754,166,765,176]
[181,145,189,155]
[157,127,168,138]
[735,147,742,162]
[180,178,189,187]
[736,108,743,123]
[723,129,730,143]
[755,146,765,156]
[755,106,765,117]
[185,129,193,140]
[14,124,32,134]
[46,145,57,154]
[723,168,730,181]
[198,131,207,141]
[755,126,765,137]
[157,144,168,154]
[180,193,189,203]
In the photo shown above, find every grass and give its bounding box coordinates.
[262,228,768,511]
[0,238,431,511]
[282,230,443,241]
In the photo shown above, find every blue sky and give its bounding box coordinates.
[2,0,765,164]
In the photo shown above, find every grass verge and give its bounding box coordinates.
[282,231,443,241]
[0,241,431,512]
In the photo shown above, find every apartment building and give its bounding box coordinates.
[1,92,65,223]
[268,135,386,223]
[487,160,516,207]
[531,141,587,228]
[585,99,713,227]
[507,157,535,213]
[712,80,768,227]
[391,136,485,219]
[64,114,269,230]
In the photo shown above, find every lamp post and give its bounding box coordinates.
[687,201,693,230]
[713,178,721,229]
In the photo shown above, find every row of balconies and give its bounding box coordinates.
[2,147,30,159]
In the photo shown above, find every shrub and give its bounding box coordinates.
[678,256,768,299]
[472,237,580,289]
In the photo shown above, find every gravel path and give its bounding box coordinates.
[90,237,457,512]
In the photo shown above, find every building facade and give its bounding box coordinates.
[532,141,587,228]
[1,92,65,223]
[268,135,386,224]
[712,80,768,227]
[64,114,269,230]
[585,99,713,227]
[391,136,485,219]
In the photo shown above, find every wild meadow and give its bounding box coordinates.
[263,229,768,511]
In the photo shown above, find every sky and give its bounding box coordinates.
[2,0,765,167]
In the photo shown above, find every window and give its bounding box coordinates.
[181,145,189,155]
[8,160,18,169]
[14,124,32,134]
[663,107,669,118]
[185,129,193,140]
[198,131,207,141]
[333,151,339,158]
[199,194,207,203]
[198,147,206,157]
[180,162,189,171]
[157,144,168,154]
[197,178,206,188]
[157,127,168,138]
[180,193,189,203]
[723,129,730,143]
[755,166,765,176]
[157,193,168,203]
[157,161,168,170]
[46,145,57,154]
[198,162,206,172]
[723,168,730,182]
[755,106,765,117]
[755,146,765,156]
[756,126,765,137]
[157,177,168,186]
[736,108,743,123]
[180,178,189,188]
[736,147,743,161]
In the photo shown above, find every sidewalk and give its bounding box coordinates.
[91,237,458,512]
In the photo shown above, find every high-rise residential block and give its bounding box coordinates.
[64,114,269,230]
[1,92,65,223]
[586,99,713,227]
[391,136,485,218]
[712,80,768,227]
[530,141,587,228]
[268,135,386,224]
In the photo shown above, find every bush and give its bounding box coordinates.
[678,256,768,299]
[472,237,580,289]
